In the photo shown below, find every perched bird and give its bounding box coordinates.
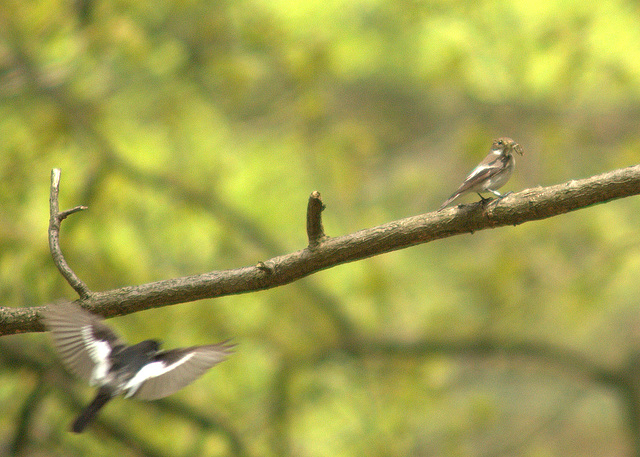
[42,302,234,433]
[438,137,524,211]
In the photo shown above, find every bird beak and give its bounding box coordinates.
[513,143,524,156]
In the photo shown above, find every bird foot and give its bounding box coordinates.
[476,193,493,206]
[486,191,513,208]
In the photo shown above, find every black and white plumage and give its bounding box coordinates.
[42,302,234,433]
[438,137,524,211]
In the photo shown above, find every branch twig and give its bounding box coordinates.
[306,191,326,247]
[48,168,91,298]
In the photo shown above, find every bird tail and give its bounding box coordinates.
[72,389,112,433]
[437,192,461,212]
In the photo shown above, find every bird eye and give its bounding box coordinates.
[497,139,504,145]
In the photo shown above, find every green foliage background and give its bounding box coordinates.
[1,0,640,456]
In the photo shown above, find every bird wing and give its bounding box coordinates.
[42,302,124,385]
[438,153,507,210]
[450,153,505,195]
[130,341,235,400]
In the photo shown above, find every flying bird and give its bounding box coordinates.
[438,137,524,211]
[42,302,234,433]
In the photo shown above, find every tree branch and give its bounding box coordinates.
[48,168,91,298]
[9,373,48,456]
[5,164,640,336]
[306,191,326,247]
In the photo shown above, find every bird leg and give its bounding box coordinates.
[477,193,493,204]
[486,190,513,207]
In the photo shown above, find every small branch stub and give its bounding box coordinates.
[256,261,274,274]
[49,169,91,298]
[306,191,326,247]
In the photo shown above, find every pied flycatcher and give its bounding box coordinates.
[42,302,234,433]
[438,137,524,211]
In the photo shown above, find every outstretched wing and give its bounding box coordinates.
[130,341,235,400]
[42,302,124,385]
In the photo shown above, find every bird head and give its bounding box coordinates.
[493,137,523,156]
[138,340,161,354]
